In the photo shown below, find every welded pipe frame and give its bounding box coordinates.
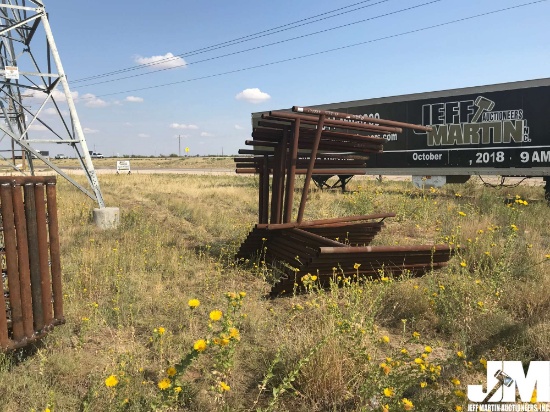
[0,177,65,351]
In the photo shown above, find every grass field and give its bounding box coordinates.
[1,171,549,411]
[43,156,236,171]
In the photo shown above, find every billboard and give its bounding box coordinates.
[260,78,550,178]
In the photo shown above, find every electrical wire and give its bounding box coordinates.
[82,0,546,100]
[71,0,392,83]
[73,0,441,89]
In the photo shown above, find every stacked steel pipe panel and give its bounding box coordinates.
[0,176,64,351]
[235,106,454,295]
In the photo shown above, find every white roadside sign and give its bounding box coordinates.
[116,160,131,174]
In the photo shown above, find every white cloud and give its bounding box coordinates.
[235,88,271,104]
[28,124,47,131]
[200,132,214,137]
[81,93,109,108]
[134,52,187,70]
[125,96,144,103]
[234,124,244,130]
[138,133,149,138]
[25,88,78,103]
[42,107,69,116]
[169,123,198,130]
[83,127,99,134]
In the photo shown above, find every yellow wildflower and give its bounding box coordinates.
[424,346,432,353]
[412,331,420,339]
[354,263,361,270]
[193,339,207,352]
[166,367,176,377]
[510,224,518,231]
[402,398,414,410]
[401,348,408,355]
[460,261,467,267]
[420,382,427,388]
[454,389,466,398]
[158,378,171,390]
[105,374,118,387]
[174,386,182,393]
[157,327,166,335]
[381,335,390,343]
[456,406,463,411]
[457,351,465,358]
[209,310,223,321]
[311,275,318,281]
[229,327,240,340]
[188,299,200,308]
[414,358,423,364]
[451,378,460,386]
[219,381,230,391]
[239,291,246,297]
[383,387,394,397]
[480,358,487,368]
[379,363,391,375]
[382,405,389,412]
[458,211,466,216]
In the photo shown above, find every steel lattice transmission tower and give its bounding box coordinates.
[0,0,105,207]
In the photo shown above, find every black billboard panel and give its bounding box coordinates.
[301,78,550,176]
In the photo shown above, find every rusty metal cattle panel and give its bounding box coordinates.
[0,176,64,350]
[235,107,454,295]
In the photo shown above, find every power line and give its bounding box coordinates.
[73,0,441,89]
[71,0,391,84]
[82,0,547,99]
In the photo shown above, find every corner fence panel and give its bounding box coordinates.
[236,106,455,295]
[0,176,65,350]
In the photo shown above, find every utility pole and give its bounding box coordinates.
[177,135,182,157]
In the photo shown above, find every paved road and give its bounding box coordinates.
[12,166,548,186]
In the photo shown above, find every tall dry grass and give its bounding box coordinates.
[0,172,549,411]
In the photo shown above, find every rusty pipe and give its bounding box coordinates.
[292,106,432,132]
[46,183,63,322]
[0,184,24,341]
[24,183,44,331]
[266,111,402,134]
[34,184,53,327]
[12,184,34,339]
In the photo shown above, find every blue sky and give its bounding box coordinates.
[36,0,550,156]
